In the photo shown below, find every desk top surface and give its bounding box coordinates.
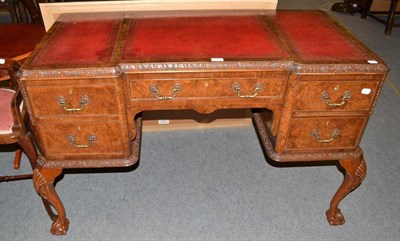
[25,10,385,72]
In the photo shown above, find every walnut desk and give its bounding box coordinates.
[19,10,388,235]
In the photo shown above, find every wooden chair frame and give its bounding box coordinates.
[0,58,37,182]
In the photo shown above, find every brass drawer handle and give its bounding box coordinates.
[321,91,351,107]
[149,84,181,100]
[232,82,262,98]
[57,95,90,112]
[67,134,96,148]
[311,128,340,143]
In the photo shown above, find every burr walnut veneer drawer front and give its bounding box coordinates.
[294,80,380,112]
[26,84,119,117]
[128,76,285,100]
[285,117,367,151]
[37,122,126,158]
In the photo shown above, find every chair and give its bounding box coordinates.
[0,0,45,172]
[385,0,399,35]
[359,0,399,35]
[0,0,42,24]
[0,58,37,182]
[0,0,18,23]
[0,0,61,229]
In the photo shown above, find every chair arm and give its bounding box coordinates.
[1,58,25,134]
[0,58,22,89]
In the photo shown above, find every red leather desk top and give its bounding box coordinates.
[31,14,123,67]
[122,15,289,61]
[270,12,369,61]
[30,11,373,68]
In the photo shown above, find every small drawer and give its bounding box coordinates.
[27,84,119,117]
[128,76,285,101]
[285,117,367,151]
[294,81,379,111]
[37,122,126,158]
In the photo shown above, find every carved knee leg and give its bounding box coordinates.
[326,156,366,225]
[33,168,69,235]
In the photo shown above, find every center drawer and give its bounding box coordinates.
[127,73,286,101]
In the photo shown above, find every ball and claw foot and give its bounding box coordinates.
[50,218,70,235]
[326,208,345,226]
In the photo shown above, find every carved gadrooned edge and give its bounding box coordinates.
[294,63,388,73]
[20,62,294,78]
[20,61,388,78]
[20,67,120,79]
[20,61,294,78]
[43,156,139,168]
[41,117,142,169]
[252,112,363,162]
[120,61,295,72]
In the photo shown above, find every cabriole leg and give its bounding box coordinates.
[19,134,59,221]
[33,167,69,235]
[326,155,366,225]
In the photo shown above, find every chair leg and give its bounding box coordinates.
[0,133,38,182]
[0,173,33,182]
[14,148,23,170]
[385,0,399,35]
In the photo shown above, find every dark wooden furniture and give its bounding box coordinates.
[19,10,388,235]
[331,0,360,14]
[0,23,45,61]
[358,0,399,35]
[0,0,45,59]
[0,0,41,23]
[385,0,399,34]
[0,0,18,23]
[0,0,45,72]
